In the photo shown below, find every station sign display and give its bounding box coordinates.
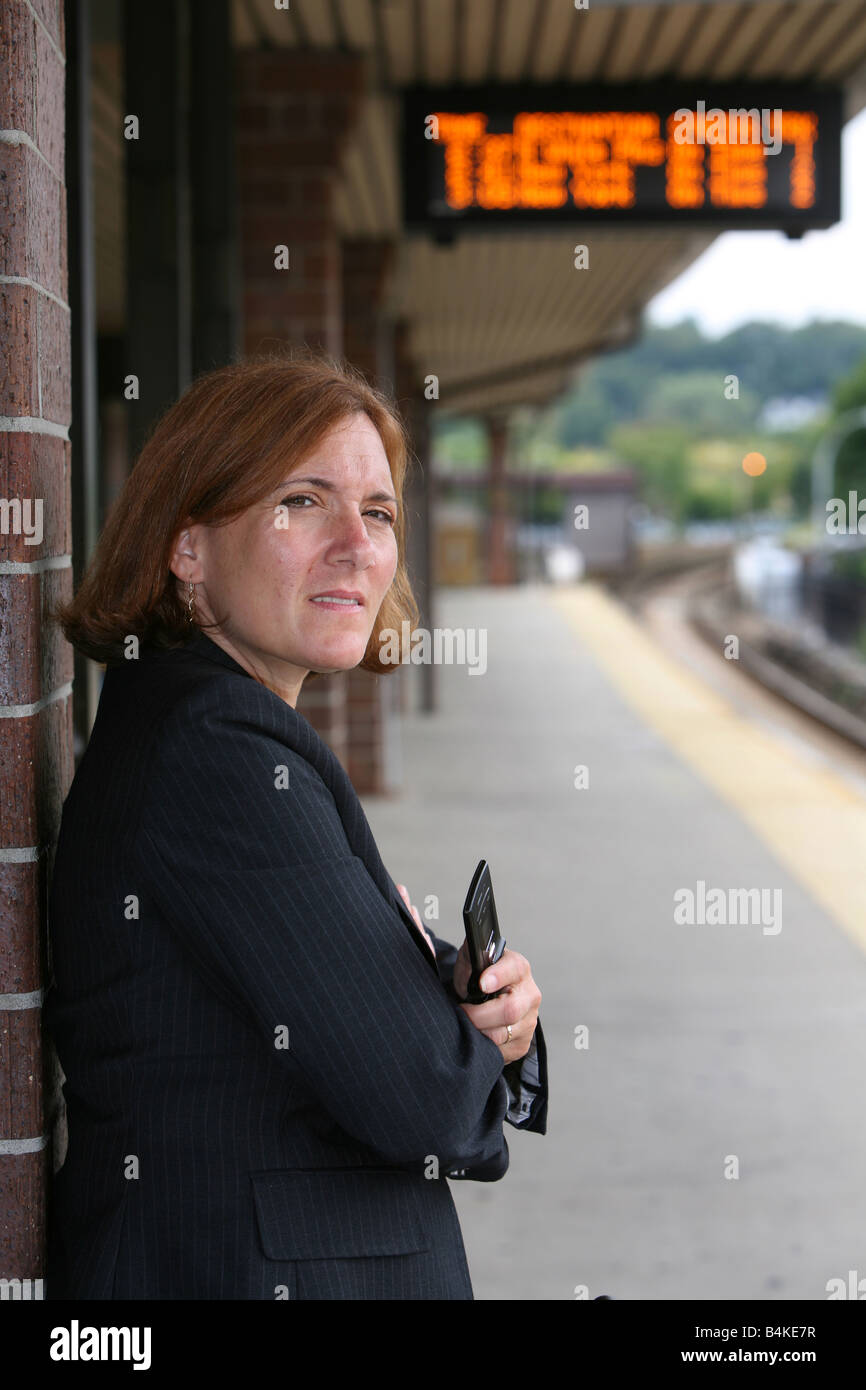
[402,84,842,234]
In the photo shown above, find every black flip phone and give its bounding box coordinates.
[461,859,507,1004]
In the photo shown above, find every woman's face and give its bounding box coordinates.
[172,412,400,705]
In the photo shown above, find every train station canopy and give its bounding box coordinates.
[98,0,866,415]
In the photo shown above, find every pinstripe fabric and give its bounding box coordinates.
[43,631,547,1301]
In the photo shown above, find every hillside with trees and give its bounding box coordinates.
[435,317,866,526]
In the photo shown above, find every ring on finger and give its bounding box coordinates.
[504,1024,513,1044]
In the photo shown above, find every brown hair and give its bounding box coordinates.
[52,350,420,677]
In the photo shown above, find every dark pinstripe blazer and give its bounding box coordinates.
[44,629,547,1300]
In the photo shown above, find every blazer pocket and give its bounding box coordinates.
[250,1168,431,1260]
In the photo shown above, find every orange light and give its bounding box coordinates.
[742,452,767,477]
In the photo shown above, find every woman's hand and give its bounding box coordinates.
[395,883,437,961]
[452,942,541,1066]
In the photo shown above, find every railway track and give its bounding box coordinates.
[622,556,866,798]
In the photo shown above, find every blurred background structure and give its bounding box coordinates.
[3,0,866,1295]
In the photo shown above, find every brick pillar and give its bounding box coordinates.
[235,49,365,762]
[394,320,437,715]
[0,0,73,1290]
[235,50,364,357]
[485,415,513,584]
[341,239,399,793]
[342,238,393,385]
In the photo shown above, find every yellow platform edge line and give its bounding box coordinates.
[548,583,866,956]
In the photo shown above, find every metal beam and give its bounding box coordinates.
[123,0,192,456]
[190,0,241,375]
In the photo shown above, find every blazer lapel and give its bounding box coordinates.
[304,737,440,976]
[295,727,441,977]
[183,631,440,976]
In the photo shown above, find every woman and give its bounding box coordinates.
[44,351,547,1301]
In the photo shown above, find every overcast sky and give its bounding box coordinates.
[647,108,866,338]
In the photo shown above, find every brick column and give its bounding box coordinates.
[485,414,513,584]
[342,238,394,385]
[394,320,437,715]
[0,0,73,1291]
[235,50,364,358]
[235,49,365,762]
[341,239,399,793]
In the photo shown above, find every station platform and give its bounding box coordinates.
[361,582,866,1301]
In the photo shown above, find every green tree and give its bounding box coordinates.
[828,356,866,497]
[831,354,866,413]
[609,422,690,521]
[644,372,762,434]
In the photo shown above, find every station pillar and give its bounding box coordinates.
[0,0,72,1288]
[485,414,513,585]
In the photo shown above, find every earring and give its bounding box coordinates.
[186,580,197,625]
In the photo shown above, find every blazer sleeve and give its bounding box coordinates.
[135,677,512,1179]
[425,929,548,1139]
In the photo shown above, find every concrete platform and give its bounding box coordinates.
[361,582,866,1302]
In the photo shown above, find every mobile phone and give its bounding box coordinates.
[462,859,507,1004]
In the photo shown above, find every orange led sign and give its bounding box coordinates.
[402,85,841,233]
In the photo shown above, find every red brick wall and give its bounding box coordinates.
[235,50,365,358]
[0,0,73,1288]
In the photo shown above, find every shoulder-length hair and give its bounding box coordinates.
[53,350,420,678]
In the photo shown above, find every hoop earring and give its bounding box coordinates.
[186,580,197,625]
